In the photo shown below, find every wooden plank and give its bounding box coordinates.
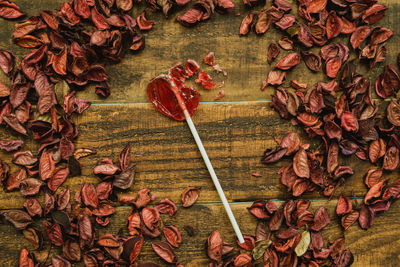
[0,0,399,103]
[0,102,397,208]
[0,200,399,266]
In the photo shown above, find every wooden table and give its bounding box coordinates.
[0,0,399,266]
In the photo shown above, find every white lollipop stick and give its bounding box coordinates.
[183,109,245,244]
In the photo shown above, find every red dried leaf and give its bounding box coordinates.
[44,221,63,246]
[181,186,200,207]
[364,168,383,188]
[364,179,388,204]
[310,207,330,231]
[122,235,143,263]
[39,151,56,181]
[24,198,42,217]
[81,183,99,209]
[362,4,387,25]
[152,241,176,263]
[336,195,352,216]
[275,52,300,70]
[155,198,178,216]
[325,57,341,78]
[4,114,27,136]
[239,13,254,36]
[383,146,399,171]
[74,0,90,19]
[0,0,24,19]
[359,204,375,230]
[48,167,69,192]
[248,201,269,220]
[137,11,154,31]
[207,230,222,262]
[267,70,286,85]
[293,149,310,178]
[341,210,359,230]
[20,178,43,196]
[281,132,301,155]
[326,11,343,39]
[40,10,58,30]
[255,11,273,35]
[163,225,182,247]
[275,14,295,30]
[19,248,34,267]
[262,146,287,164]
[350,26,370,49]
[307,0,327,13]
[0,49,14,75]
[341,112,359,132]
[142,207,160,231]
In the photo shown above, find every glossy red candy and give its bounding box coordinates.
[147,73,201,121]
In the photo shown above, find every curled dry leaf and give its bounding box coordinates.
[350,26,370,49]
[267,70,286,85]
[0,49,15,75]
[74,148,96,160]
[19,248,34,267]
[383,146,399,171]
[341,210,359,231]
[113,165,135,190]
[0,1,24,19]
[359,204,375,230]
[307,0,327,14]
[293,149,310,178]
[151,241,176,263]
[239,13,254,36]
[267,43,280,64]
[278,36,294,50]
[0,139,23,152]
[262,146,287,164]
[341,112,358,132]
[336,195,352,216]
[163,225,182,247]
[362,4,387,25]
[1,209,32,230]
[137,11,155,31]
[294,231,310,256]
[326,11,342,39]
[364,168,383,188]
[155,198,178,217]
[255,11,273,35]
[236,235,255,251]
[207,230,223,262]
[181,186,200,207]
[301,51,321,72]
[280,132,301,155]
[275,52,300,70]
[275,14,295,31]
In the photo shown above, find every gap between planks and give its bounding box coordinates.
[90,98,394,106]
[0,198,364,210]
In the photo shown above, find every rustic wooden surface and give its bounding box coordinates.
[0,0,399,266]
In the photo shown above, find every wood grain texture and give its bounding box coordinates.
[1,102,397,209]
[1,200,400,266]
[0,0,398,103]
[0,0,399,266]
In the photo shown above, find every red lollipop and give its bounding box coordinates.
[147,60,244,243]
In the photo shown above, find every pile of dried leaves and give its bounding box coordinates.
[7,142,203,266]
[254,0,400,264]
[205,199,353,266]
